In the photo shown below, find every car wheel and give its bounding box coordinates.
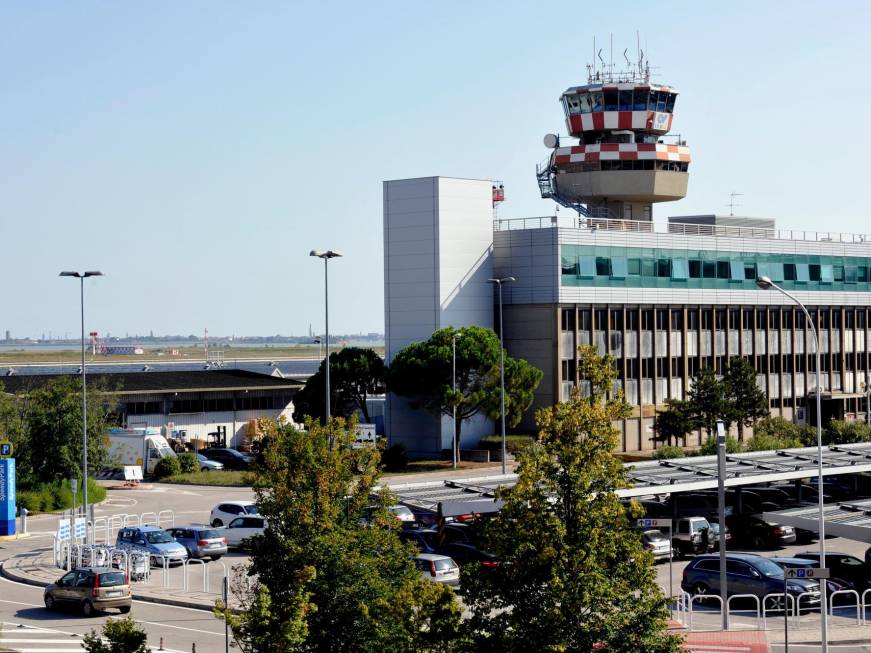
[691,582,710,600]
[81,600,95,617]
[212,519,222,527]
[210,555,223,561]
[118,605,131,614]
[44,594,55,611]
[752,535,766,549]
[201,467,210,472]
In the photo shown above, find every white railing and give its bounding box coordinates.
[726,594,761,629]
[762,593,796,630]
[492,215,871,245]
[688,594,723,631]
[829,589,862,626]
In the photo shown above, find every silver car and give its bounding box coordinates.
[414,554,460,586]
[166,526,227,560]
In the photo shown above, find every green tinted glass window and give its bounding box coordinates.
[846,266,858,283]
[672,259,689,280]
[730,260,744,281]
[611,257,628,279]
[628,258,641,275]
[821,265,834,283]
[579,256,596,278]
[796,263,810,282]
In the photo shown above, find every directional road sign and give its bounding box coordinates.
[636,518,671,529]
[785,567,830,579]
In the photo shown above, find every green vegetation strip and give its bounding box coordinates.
[162,470,253,486]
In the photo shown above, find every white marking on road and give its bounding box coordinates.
[0,598,42,607]
[137,619,225,637]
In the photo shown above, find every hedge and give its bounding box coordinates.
[18,478,107,514]
[478,435,536,455]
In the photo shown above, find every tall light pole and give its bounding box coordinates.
[488,276,516,475]
[756,275,827,652]
[59,270,103,529]
[452,331,462,470]
[310,250,342,426]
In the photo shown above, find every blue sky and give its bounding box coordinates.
[2,2,870,339]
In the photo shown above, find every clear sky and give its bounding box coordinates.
[2,1,870,340]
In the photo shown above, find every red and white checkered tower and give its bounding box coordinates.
[537,48,690,221]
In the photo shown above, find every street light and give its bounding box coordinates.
[59,270,103,531]
[452,331,462,470]
[756,274,827,652]
[488,276,516,475]
[310,250,342,426]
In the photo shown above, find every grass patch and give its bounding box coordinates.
[162,470,253,486]
[18,478,107,514]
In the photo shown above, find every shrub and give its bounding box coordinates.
[177,452,198,474]
[83,615,149,653]
[18,478,107,514]
[479,435,536,455]
[698,435,742,456]
[652,445,685,460]
[745,432,802,452]
[153,456,181,479]
[380,444,408,472]
[824,420,871,445]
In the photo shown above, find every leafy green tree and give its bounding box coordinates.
[461,346,681,652]
[223,416,464,652]
[745,416,805,451]
[687,367,728,439]
[11,376,114,489]
[292,347,385,424]
[82,615,150,653]
[824,419,871,445]
[698,435,743,455]
[651,398,696,447]
[722,356,768,437]
[388,326,542,460]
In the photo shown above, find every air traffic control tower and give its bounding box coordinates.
[536,56,690,221]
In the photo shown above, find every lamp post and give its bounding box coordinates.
[756,275,827,652]
[310,250,342,426]
[59,270,103,531]
[488,276,516,475]
[452,331,461,470]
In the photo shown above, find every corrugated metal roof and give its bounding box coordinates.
[387,443,871,512]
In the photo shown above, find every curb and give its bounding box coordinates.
[1,559,215,613]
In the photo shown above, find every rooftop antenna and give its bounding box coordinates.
[623,48,631,77]
[609,33,614,80]
[727,192,744,217]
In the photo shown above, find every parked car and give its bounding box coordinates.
[44,567,132,616]
[360,505,417,527]
[726,514,796,549]
[224,516,267,549]
[770,557,851,604]
[197,453,224,472]
[166,525,228,560]
[671,516,712,558]
[681,553,821,609]
[795,552,871,593]
[115,526,188,566]
[430,523,498,568]
[399,528,440,554]
[708,522,731,551]
[414,554,460,586]
[210,501,259,527]
[640,529,671,562]
[201,448,254,470]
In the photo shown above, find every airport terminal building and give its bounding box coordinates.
[384,63,871,457]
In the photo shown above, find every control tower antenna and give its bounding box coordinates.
[727,192,744,217]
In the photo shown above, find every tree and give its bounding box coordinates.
[10,376,114,488]
[461,346,682,652]
[651,398,695,447]
[221,416,464,652]
[687,367,727,439]
[388,326,542,460]
[292,347,385,424]
[82,616,150,653]
[722,356,768,437]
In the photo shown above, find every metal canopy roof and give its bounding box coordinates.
[764,500,871,544]
[387,443,871,512]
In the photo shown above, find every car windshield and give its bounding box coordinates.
[753,558,785,578]
[243,504,259,515]
[198,529,222,539]
[434,558,456,571]
[145,530,174,544]
[690,519,710,533]
[98,572,127,587]
[197,454,208,462]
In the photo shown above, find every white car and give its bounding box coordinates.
[414,554,460,586]
[197,454,223,472]
[210,501,259,527]
[224,516,267,549]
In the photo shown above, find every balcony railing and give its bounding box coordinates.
[493,215,871,244]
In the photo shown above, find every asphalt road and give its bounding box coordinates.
[0,482,256,652]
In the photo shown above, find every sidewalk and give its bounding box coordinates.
[1,539,221,611]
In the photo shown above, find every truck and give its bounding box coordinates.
[107,427,177,476]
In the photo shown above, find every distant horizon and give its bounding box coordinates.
[1,332,385,345]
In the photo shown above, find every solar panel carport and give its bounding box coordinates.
[386,442,871,512]
[763,500,871,544]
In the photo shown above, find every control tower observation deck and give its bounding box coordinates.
[537,57,690,221]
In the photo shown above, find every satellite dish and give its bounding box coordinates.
[543,133,559,149]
